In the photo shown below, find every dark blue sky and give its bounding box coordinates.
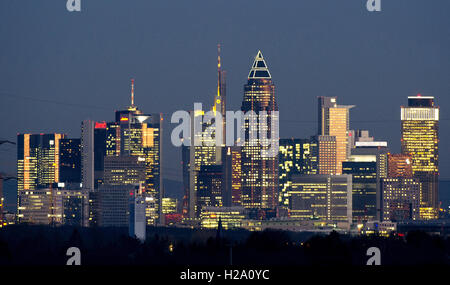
[1,0,449,181]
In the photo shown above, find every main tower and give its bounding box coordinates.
[240,51,279,211]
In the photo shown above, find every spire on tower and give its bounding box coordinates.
[213,44,223,115]
[248,50,271,79]
[131,78,135,107]
[217,44,222,98]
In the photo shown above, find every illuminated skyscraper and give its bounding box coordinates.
[318,97,354,174]
[196,165,223,214]
[401,95,439,219]
[313,135,337,175]
[343,161,377,222]
[17,133,66,191]
[184,110,220,219]
[184,47,227,219]
[104,80,163,225]
[103,156,146,185]
[347,142,389,221]
[381,178,420,221]
[241,51,279,210]
[17,133,66,223]
[222,146,242,207]
[279,138,318,209]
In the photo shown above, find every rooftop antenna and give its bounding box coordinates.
[217,44,221,97]
[131,78,135,107]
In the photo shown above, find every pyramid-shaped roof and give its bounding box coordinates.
[248,50,272,79]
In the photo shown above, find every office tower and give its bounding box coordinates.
[103,156,146,185]
[81,120,107,191]
[17,133,66,191]
[312,135,337,175]
[401,95,439,219]
[196,165,223,215]
[184,110,220,219]
[241,51,279,210]
[200,206,246,229]
[129,186,146,242]
[348,142,389,221]
[98,185,134,227]
[381,178,420,221]
[17,133,66,223]
[279,138,318,209]
[59,138,81,183]
[288,174,352,224]
[184,49,228,219]
[388,153,413,178]
[342,161,377,222]
[105,80,163,225]
[18,183,89,226]
[222,146,242,207]
[318,97,354,174]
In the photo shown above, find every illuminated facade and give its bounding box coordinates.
[279,138,318,209]
[288,174,352,223]
[241,51,279,210]
[401,95,439,219]
[200,206,246,229]
[223,146,242,207]
[103,80,163,225]
[313,135,337,175]
[348,142,389,221]
[18,184,89,226]
[197,165,223,215]
[381,178,420,221]
[183,110,220,218]
[162,197,178,214]
[388,153,413,178]
[103,155,146,185]
[342,161,377,222]
[184,48,227,219]
[318,97,354,174]
[17,133,65,223]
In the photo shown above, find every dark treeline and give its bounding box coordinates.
[0,225,448,265]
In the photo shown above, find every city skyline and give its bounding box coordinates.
[1,1,450,270]
[1,1,450,182]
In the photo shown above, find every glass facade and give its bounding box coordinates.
[401,95,439,219]
[241,51,279,210]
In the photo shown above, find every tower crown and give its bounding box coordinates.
[248,50,271,79]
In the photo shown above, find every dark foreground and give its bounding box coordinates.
[0,225,449,266]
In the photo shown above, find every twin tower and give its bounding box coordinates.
[184,50,279,219]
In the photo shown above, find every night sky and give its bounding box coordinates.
[1,0,449,183]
